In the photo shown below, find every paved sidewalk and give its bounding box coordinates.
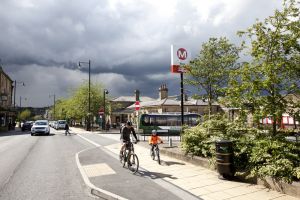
[73,127,298,200]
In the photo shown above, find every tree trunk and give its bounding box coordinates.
[272,116,277,136]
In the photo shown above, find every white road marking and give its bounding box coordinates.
[83,163,116,177]
[75,148,128,200]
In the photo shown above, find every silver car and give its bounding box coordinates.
[31,120,50,136]
[56,120,66,130]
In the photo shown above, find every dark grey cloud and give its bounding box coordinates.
[0,0,284,106]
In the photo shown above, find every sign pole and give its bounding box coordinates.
[135,101,140,134]
[180,70,184,141]
[171,44,190,140]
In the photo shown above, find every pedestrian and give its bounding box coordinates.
[65,123,70,135]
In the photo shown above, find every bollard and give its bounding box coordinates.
[169,138,172,147]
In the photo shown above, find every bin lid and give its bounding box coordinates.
[216,139,233,144]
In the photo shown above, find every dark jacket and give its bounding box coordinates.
[65,124,69,130]
[120,126,137,142]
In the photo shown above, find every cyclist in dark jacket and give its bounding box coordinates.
[119,121,138,158]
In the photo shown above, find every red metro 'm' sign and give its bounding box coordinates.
[171,45,190,73]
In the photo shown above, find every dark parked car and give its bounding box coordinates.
[22,121,33,131]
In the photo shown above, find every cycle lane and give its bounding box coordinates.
[76,133,200,200]
[75,129,299,200]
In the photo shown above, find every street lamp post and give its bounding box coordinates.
[79,60,91,131]
[13,80,25,108]
[19,97,28,108]
[49,94,56,120]
[103,89,109,130]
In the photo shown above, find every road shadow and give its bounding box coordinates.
[162,161,186,166]
[137,169,178,180]
[0,130,31,137]
[32,133,55,136]
[62,133,78,136]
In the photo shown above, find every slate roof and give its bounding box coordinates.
[127,98,219,109]
[111,96,155,102]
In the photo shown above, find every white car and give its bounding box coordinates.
[31,120,50,136]
[57,120,66,130]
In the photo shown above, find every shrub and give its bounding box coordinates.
[182,126,215,157]
[249,138,300,183]
[182,114,300,183]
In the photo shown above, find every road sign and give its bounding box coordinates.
[177,48,188,60]
[99,108,104,115]
[171,45,190,73]
[135,101,140,111]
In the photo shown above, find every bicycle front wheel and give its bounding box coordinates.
[150,149,155,160]
[156,149,161,164]
[128,153,139,173]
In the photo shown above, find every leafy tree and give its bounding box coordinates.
[49,82,112,126]
[228,0,300,135]
[18,109,31,121]
[185,37,240,118]
[33,115,43,121]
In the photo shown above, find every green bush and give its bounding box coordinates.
[182,126,215,157]
[181,114,300,183]
[249,138,300,183]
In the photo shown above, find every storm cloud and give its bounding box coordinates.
[0,0,283,107]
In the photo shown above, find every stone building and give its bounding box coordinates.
[0,66,15,131]
[109,84,222,127]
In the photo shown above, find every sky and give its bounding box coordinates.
[0,0,284,107]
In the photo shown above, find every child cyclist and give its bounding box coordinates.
[149,130,163,153]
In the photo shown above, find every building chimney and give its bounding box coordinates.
[134,89,140,101]
[159,84,168,100]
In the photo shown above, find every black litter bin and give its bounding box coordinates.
[215,140,235,179]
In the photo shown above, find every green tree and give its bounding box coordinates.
[33,115,43,121]
[229,0,300,135]
[70,82,105,121]
[49,82,111,125]
[18,109,31,121]
[185,37,240,118]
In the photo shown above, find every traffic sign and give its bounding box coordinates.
[99,108,104,115]
[171,45,190,73]
[177,48,188,60]
[135,101,140,111]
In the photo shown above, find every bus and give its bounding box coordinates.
[139,113,201,135]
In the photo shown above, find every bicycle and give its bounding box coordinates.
[150,143,162,164]
[120,141,139,173]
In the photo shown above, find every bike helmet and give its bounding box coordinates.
[126,121,132,126]
[152,130,157,135]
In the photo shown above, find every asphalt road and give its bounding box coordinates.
[0,128,96,200]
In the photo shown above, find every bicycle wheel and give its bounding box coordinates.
[128,153,139,173]
[156,148,161,164]
[150,149,155,160]
[120,151,126,167]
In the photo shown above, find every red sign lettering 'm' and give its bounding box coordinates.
[177,48,187,60]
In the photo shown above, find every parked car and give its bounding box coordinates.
[31,120,50,136]
[56,120,66,130]
[22,121,33,131]
[49,121,55,128]
[53,121,58,129]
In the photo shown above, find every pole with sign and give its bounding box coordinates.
[135,100,140,133]
[171,45,190,134]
